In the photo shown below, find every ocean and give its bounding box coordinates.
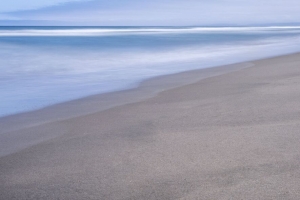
[1,26,300,117]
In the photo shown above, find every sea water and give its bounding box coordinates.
[1,26,300,117]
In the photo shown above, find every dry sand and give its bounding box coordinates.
[1,53,300,199]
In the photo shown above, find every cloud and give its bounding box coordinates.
[0,0,87,12]
[0,13,17,20]
[2,0,300,26]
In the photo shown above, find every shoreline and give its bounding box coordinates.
[1,51,293,131]
[0,52,299,157]
[1,52,300,199]
[0,61,253,158]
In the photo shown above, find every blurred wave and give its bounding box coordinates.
[1,26,300,116]
[1,26,300,36]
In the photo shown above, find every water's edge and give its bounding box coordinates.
[0,52,299,157]
[0,61,253,134]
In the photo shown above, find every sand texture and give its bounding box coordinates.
[1,53,300,199]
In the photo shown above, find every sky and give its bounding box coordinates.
[0,0,299,26]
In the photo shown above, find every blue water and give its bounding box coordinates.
[1,26,300,117]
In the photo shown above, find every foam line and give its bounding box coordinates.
[1,26,300,37]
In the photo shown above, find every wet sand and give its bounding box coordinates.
[1,53,300,199]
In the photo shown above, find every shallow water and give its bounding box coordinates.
[1,26,300,117]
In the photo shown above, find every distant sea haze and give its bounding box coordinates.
[1,26,300,117]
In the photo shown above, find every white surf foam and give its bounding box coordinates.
[1,26,300,37]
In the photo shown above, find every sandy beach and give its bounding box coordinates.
[1,53,300,199]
